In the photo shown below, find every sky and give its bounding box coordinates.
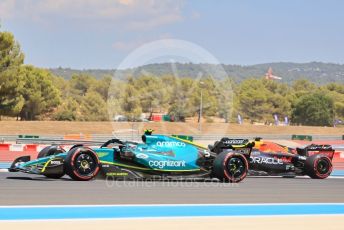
[1,0,344,69]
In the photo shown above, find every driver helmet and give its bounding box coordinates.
[144,129,154,135]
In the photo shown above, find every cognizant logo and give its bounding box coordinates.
[156,141,186,147]
[149,160,186,169]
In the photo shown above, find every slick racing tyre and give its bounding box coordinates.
[212,151,248,183]
[38,146,66,179]
[65,147,100,181]
[37,145,65,159]
[305,154,332,179]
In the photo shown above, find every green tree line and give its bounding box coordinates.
[1,29,343,126]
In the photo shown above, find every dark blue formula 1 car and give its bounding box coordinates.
[9,131,254,183]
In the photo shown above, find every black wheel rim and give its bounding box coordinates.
[74,153,97,176]
[317,159,330,174]
[226,157,245,178]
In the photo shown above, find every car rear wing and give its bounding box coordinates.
[209,138,255,156]
[296,144,335,159]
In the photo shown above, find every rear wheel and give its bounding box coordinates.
[38,146,66,179]
[305,154,332,179]
[65,147,100,181]
[212,151,248,183]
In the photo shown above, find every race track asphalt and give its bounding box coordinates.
[1,172,344,205]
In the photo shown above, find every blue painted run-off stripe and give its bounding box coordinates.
[0,204,344,220]
[0,163,10,168]
[332,170,344,176]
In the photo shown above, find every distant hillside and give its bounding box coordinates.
[49,67,115,80]
[49,62,344,84]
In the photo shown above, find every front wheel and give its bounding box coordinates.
[305,154,332,179]
[64,147,100,181]
[38,145,65,159]
[212,151,248,183]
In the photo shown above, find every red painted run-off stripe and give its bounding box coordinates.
[0,151,37,162]
[0,144,41,161]
[334,162,344,170]
[0,145,74,162]
[0,144,11,151]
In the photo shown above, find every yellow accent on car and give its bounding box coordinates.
[169,136,207,150]
[231,144,251,148]
[96,151,109,158]
[41,158,63,173]
[41,159,53,173]
[106,172,128,176]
